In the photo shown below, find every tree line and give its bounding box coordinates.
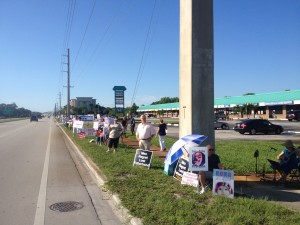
[0,103,34,118]
[57,97,178,118]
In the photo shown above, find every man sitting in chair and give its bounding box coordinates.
[270,140,299,182]
[199,144,224,194]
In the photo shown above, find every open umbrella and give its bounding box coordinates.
[164,134,207,165]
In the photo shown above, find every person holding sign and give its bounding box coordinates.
[199,144,224,194]
[136,115,156,150]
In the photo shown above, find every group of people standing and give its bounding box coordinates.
[104,114,168,153]
[102,114,169,153]
[135,115,168,151]
[95,115,300,197]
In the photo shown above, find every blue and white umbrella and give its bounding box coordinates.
[164,134,207,165]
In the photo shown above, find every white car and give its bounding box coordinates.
[214,120,229,130]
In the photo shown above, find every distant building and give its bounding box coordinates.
[137,90,300,119]
[70,97,96,112]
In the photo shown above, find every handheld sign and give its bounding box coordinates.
[133,149,153,169]
[73,121,84,133]
[188,146,208,172]
[173,157,189,181]
[213,169,234,199]
[84,127,96,137]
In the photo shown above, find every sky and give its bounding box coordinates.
[0,0,299,113]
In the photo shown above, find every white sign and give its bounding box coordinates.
[181,172,199,187]
[213,169,234,199]
[93,121,99,130]
[188,147,208,171]
[73,121,84,129]
[73,121,84,133]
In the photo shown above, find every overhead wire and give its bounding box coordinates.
[58,0,77,107]
[76,0,126,79]
[131,0,158,106]
[72,0,97,71]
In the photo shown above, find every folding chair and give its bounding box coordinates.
[288,164,300,183]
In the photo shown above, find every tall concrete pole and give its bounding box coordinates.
[67,48,70,119]
[179,0,215,147]
[59,91,62,116]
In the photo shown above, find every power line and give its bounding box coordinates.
[72,0,97,70]
[59,0,76,109]
[77,0,126,79]
[131,0,158,106]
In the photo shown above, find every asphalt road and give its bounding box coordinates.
[148,118,300,144]
[0,118,123,225]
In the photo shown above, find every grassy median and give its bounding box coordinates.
[63,127,300,225]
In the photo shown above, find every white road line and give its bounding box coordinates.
[33,125,51,225]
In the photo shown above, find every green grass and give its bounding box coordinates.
[0,118,28,123]
[64,128,300,225]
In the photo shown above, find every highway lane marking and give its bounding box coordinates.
[33,124,51,225]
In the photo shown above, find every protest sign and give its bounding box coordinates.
[78,132,86,139]
[212,169,234,198]
[173,157,189,181]
[133,149,153,169]
[84,128,96,137]
[93,121,99,130]
[73,121,84,134]
[181,171,199,187]
[78,115,94,121]
[188,146,208,172]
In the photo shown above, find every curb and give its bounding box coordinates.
[59,125,143,225]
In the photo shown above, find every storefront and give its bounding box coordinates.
[137,90,300,120]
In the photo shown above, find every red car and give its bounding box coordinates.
[286,110,300,122]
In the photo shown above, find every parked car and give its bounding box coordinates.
[233,119,283,135]
[30,115,38,122]
[215,112,226,120]
[286,110,300,121]
[214,120,229,130]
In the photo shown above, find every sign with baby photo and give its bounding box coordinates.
[212,169,234,199]
[188,147,208,172]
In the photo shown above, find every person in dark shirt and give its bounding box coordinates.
[156,119,167,151]
[121,116,128,138]
[130,117,136,135]
[199,144,224,194]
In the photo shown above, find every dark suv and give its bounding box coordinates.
[286,110,300,121]
[234,119,283,135]
[30,115,38,122]
[215,112,226,120]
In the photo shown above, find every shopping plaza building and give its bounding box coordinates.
[137,90,300,120]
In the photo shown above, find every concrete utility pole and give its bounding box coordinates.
[58,92,62,116]
[179,0,215,146]
[67,48,70,119]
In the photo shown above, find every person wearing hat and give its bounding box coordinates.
[276,140,299,181]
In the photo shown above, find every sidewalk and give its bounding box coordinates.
[121,136,300,212]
